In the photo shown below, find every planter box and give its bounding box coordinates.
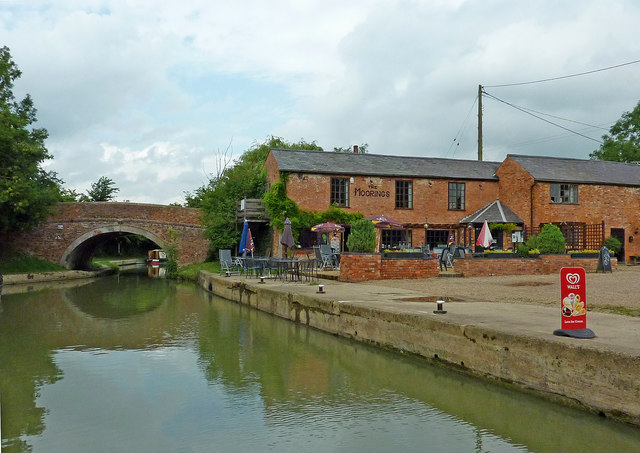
[340,253,439,281]
[570,253,600,259]
[382,252,428,260]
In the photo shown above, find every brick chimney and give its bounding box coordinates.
[353,145,359,153]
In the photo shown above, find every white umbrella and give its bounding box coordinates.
[476,220,493,248]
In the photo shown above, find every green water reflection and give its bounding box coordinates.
[1,275,639,452]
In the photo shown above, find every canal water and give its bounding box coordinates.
[1,274,639,452]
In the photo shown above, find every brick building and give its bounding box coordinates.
[264,148,640,263]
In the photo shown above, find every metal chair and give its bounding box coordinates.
[314,246,330,270]
[439,249,449,271]
[299,258,318,282]
[241,256,262,278]
[263,258,281,279]
[219,249,240,275]
[320,244,337,269]
[446,250,455,268]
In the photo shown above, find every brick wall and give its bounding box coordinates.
[48,201,203,225]
[496,157,535,227]
[380,258,440,279]
[454,255,617,277]
[339,253,439,282]
[3,202,207,267]
[339,253,381,282]
[497,156,640,262]
[280,173,499,228]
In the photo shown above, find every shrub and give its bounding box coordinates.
[536,224,566,254]
[346,219,377,253]
[517,234,540,257]
[603,236,622,255]
[164,227,180,276]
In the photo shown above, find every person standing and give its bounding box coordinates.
[330,233,340,252]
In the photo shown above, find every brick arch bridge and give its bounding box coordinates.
[7,202,208,269]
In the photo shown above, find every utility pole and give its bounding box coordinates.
[477,84,483,161]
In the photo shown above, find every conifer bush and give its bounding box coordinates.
[536,223,566,254]
[346,220,377,253]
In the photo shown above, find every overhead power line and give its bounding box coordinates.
[485,58,640,88]
[493,100,610,131]
[482,90,603,144]
[447,96,478,157]
[507,123,612,149]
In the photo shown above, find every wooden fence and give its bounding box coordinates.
[524,221,605,251]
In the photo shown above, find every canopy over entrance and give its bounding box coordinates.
[459,200,524,226]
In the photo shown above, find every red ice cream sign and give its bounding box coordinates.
[560,267,587,330]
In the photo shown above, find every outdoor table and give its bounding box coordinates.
[274,258,302,282]
[249,257,270,277]
[232,256,245,269]
[237,256,269,277]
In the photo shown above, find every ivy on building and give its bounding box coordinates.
[263,177,363,241]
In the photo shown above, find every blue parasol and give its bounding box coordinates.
[239,220,249,254]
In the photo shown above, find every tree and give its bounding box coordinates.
[333,143,368,153]
[58,187,81,202]
[590,100,640,162]
[0,46,61,233]
[80,176,119,202]
[186,136,322,256]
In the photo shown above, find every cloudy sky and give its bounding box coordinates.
[2,0,639,204]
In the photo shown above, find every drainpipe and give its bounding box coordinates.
[530,182,536,235]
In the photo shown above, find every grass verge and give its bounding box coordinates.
[0,251,67,274]
[175,261,220,282]
[92,258,119,269]
[597,305,640,317]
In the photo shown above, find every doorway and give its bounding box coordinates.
[611,228,625,263]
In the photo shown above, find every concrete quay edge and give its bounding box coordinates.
[198,271,640,426]
[2,269,107,285]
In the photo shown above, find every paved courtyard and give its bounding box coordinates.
[361,264,640,315]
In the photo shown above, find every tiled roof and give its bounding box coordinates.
[270,148,500,180]
[508,155,640,186]
[459,200,525,225]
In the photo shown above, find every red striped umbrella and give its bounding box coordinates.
[476,220,493,248]
[246,228,255,255]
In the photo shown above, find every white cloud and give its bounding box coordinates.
[1,0,639,203]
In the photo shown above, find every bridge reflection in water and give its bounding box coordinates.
[1,275,640,452]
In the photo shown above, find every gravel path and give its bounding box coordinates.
[361,264,640,315]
